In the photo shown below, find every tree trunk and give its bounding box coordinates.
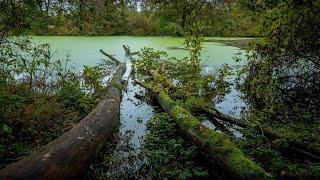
[0,53,126,179]
[134,80,272,179]
[202,108,249,128]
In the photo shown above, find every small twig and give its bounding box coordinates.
[254,120,271,150]
[294,147,320,161]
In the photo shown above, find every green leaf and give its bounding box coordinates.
[2,124,12,135]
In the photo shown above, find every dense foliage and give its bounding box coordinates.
[234,0,320,178]
[1,0,320,179]
[0,2,117,168]
[1,0,259,37]
[0,37,111,168]
[238,0,320,122]
[133,35,231,108]
[143,113,209,179]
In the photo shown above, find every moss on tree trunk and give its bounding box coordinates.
[135,80,272,179]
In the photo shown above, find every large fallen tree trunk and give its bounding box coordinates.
[135,80,272,179]
[0,52,126,179]
[149,69,320,161]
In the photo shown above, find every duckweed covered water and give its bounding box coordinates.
[33,36,248,177]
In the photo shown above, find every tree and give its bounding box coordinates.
[239,0,320,122]
[0,0,40,42]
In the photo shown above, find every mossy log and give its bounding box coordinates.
[0,54,126,179]
[149,69,320,161]
[148,69,250,128]
[135,80,272,179]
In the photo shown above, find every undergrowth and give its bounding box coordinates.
[0,37,112,169]
[142,113,209,179]
[86,112,210,180]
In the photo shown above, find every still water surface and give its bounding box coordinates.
[33,36,248,173]
[33,36,246,140]
[32,36,244,68]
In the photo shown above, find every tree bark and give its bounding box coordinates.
[0,53,126,179]
[202,108,249,128]
[135,80,272,179]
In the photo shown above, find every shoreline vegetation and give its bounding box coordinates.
[0,53,126,179]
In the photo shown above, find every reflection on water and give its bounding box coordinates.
[120,61,154,148]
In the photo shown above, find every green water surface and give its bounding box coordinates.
[31,36,245,69]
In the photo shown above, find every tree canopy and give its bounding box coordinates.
[1,0,260,36]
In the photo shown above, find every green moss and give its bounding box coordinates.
[157,90,273,179]
[111,82,124,91]
[182,96,207,111]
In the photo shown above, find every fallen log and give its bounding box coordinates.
[135,80,272,179]
[0,53,126,179]
[148,69,320,160]
[166,46,188,51]
[149,70,247,125]
[202,108,249,128]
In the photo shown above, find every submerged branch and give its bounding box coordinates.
[100,49,121,65]
[202,108,249,128]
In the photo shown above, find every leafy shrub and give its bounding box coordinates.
[0,37,106,168]
[144,113,209,179]
[58,81,95,115]
[133,36,231,105]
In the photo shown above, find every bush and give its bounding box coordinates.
[0,37,105,168]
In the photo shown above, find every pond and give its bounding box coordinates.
[32,36,247,115]
[33,36,248,141]
[32,36,248,175]
[31,36,246,68]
